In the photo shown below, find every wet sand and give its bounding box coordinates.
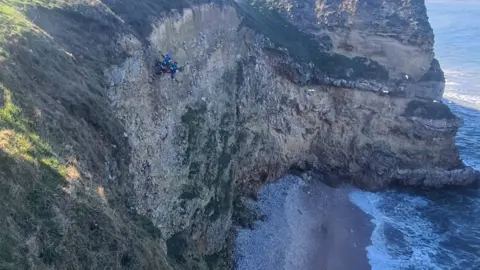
[235,175,373,270]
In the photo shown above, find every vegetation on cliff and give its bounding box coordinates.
[0,0,175,268]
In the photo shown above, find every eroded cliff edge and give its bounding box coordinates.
[105,0,479,263]
[0,0,478,268]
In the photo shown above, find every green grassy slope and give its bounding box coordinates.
[0,0,176,268]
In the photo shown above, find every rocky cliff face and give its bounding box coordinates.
[254,0,444,99]
[1,0,478,268]
[104,0,478,262]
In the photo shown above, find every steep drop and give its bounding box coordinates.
[0,0,478,268]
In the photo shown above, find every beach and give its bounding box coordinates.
[235,175,373,270]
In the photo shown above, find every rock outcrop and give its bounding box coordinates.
[1,0,478,268]
[104,0,478,262]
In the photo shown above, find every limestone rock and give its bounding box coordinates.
[102,0,478,264]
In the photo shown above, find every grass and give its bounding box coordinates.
[0,0,65,58]
[0,84,170,268]
[0,83,151,269]
[0,84,68,173]
[0,1,176,269]
[0,83,72,268]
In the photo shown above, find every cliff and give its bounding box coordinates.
[0,0,478,268]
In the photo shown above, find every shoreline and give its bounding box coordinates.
[234,175,373,270]
[444,95,480,111]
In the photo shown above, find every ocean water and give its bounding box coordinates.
[350,104,480,270]
[350,2,480,268]
[427,0,480,107]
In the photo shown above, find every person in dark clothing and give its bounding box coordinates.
[161,52,172,67]
[154,51,173,75]
[169,62,179,80]
[153,51,185,81]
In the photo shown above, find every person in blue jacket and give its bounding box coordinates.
[161,52,172,67]
[169,62,179,80]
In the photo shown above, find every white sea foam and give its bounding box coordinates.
[349,191,446,270]
[444,92,480,109]
[443,69,475,79]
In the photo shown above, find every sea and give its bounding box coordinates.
[350,1,480,269]
[426,0,480,109]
